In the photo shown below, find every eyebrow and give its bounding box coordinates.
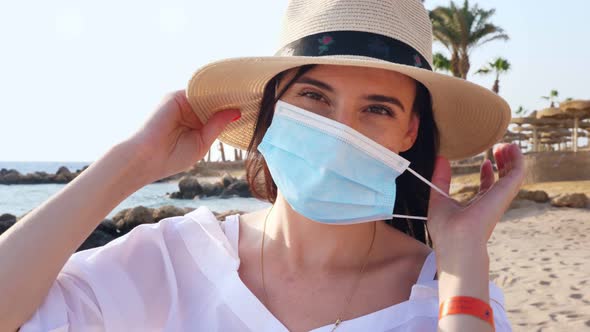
[295,77,334,92]
[295,76,406,112]
[364,94,406,112]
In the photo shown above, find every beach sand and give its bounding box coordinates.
[490,203,589,331]
[451,174,590,331]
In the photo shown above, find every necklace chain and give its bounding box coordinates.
[260,206,377,332]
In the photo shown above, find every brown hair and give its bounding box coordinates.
[245,65,439,247]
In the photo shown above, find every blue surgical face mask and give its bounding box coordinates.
[257,100,450,225]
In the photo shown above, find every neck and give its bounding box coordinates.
[263,191,378,273]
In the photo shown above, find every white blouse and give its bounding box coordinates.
[21,206,513,331]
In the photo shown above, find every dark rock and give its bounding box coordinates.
[20,172,49,184]
[153,205,186,222]
[201,182,224,197]
[220,179,252,198]
[0,218,16,235]
[77,229,115,252]
[96,219,121,238]
[550,193,589,208]
[517,190,549,203]
[76,165,90,173]
[169,191,183,199]
[56,166,72,176]
[112,208,130,224]
[0,213,17,223]
[0,169,20,184]
[221,173,237,188]
[54,167,75,183]
[177,176,203,199]
[114,206,154,234]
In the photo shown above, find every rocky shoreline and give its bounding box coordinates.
[0,160,247,185]
[1,189,587,253]
[0,166,88,185]
[168,173,252,199]
[452,187,590,209]
[0,205,244,253]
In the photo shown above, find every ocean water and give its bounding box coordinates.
[0,162,270,218]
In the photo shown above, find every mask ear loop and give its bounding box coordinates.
[406,167,451,199]
[390,167,452,221]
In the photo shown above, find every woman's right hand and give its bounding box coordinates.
[125,90,241,184]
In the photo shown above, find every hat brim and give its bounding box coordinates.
[186,56,511,161]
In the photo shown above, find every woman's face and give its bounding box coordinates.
[278,65,420,153]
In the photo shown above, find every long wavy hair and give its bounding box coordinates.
[245,65,439,247]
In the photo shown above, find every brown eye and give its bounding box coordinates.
[366,105,394,117]
[297,90,326,102]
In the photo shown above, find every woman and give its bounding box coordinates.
[1,0,523,331]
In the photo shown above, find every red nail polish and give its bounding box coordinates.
[232,114,241,122]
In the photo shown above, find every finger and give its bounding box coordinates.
[199,109,241,148]
[172,90,203,125]
[479,159,495,192]
[493,144,506,177]
[503,144,513,175]
[505,144,526,186]
[429,156,452,204]
[480,144,526,210]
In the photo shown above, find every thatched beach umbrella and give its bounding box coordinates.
[510,111,577,151]
[501,131,528,147]
[511,112,541,151]
[536,107,581,151]
[539,129,572,151]
[559,100,590,152]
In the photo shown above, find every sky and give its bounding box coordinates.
[1,0,589,162]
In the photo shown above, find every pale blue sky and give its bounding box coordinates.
[1,0,589,162]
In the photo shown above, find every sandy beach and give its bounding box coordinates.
[490,203,590,331]
[451,174,590,331]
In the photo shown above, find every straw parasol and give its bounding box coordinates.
[559,100,590,152]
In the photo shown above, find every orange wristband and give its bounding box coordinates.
[439,296,495,329]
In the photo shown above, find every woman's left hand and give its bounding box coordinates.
[426,143,526,255]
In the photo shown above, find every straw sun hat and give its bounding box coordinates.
[186,0,511,160]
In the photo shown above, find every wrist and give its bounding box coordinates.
[435,244,489,272]
[109,140,156,187]
[436,247,490,302]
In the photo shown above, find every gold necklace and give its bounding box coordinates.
[260,206,377,332]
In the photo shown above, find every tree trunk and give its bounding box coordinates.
[492,79,500,94]
[450,51,461,78]
[459,51,470,79]
[485,81,500,162]
[219,141,226,162]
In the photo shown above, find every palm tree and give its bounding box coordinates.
[541,90,559,107]
[515,106,528,117]
[475,57,511,94]
[430,0,509,79]
[433,52,452,73]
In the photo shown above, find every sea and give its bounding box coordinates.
[0,161,270,218]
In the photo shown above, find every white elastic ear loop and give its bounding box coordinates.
[390,167,452,222]
[391,214,428,221]
[406,167,452,199]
